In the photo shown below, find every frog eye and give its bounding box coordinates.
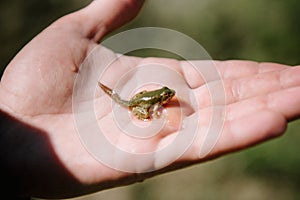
[162,91,171,97]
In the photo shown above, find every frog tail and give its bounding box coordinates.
[98,82,130,107]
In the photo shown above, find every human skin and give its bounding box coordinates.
[0,0,300,198]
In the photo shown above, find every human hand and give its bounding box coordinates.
[1,0,300,198]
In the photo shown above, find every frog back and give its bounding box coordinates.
[128,90,161,107]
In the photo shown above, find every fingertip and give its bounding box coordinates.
[262,110,287,138]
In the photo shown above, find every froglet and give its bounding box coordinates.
[98,82,175,120]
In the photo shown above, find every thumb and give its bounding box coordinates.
[75,0,145,41]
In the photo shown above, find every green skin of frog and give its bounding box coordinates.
[98,82,176,120]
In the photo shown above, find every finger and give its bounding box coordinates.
[225,66,300,103]
[180,60,288,88]
[216,61,288,80]
[226,86,300,121]
[76,0,145,41]
[182,110,286,161]
[211,110,286,157]
[193,65,300,108]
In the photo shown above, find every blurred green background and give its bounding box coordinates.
[1,0,299,199]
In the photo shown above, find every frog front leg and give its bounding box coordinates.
[151,103,162,119]
[132,106,150,120]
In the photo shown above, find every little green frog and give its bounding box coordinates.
[98,82,175,120]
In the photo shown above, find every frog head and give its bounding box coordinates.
[160,87,176,104]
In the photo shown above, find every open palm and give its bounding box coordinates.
[0,0,299,198]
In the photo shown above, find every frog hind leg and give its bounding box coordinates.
[132,107,149,120]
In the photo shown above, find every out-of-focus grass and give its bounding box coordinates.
[1,0,299,199]
[0,0,91,74]
[124,0,300,65]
